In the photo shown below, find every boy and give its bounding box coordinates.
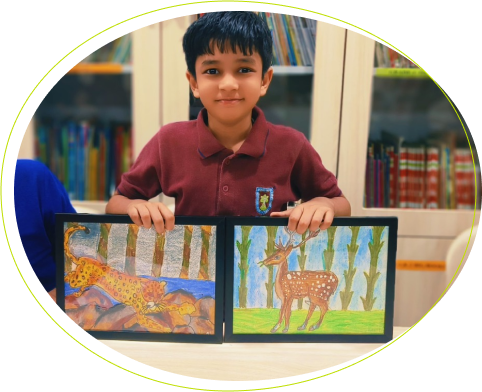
[106,11,350,233]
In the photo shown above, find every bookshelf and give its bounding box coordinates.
[336,31,480,326]
[337,36,479,236]
[18,19,192,212]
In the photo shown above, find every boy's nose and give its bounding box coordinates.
[219,73,239,90]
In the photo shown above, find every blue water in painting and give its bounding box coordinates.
[65,276,215,306]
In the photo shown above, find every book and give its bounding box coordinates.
[291,16,308,65]
[273,13,291,65]
[266,13,284,66]
[299,17,315,65]
[399,146,409,208]
[425,147,440,209]
[67,122,77,200]
[455,149,477,209]
[281,14,299,65]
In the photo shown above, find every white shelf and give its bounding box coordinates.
[272,65,314,75]
[71,200,107,214]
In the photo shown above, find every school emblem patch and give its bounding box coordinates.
[256,187,274,215]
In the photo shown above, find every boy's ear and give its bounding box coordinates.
[186,71,200,98]
[260,67,274,97]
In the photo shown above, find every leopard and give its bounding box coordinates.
[63,224,195,333]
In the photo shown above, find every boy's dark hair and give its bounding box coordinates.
[182,12,273,78]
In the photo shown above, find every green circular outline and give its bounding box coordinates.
[1,1,478,390]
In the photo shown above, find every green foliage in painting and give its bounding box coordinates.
[361,226,384,311]
[264,226,279,309]
[236,226,253,308]
[322,226,337,271]
[340,226,360,310]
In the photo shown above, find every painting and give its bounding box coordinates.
[224,217,397,343]
[55,214,224,343]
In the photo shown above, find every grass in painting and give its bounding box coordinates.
[233,309,385,335]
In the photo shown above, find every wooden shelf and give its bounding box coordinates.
[68,63,132,74]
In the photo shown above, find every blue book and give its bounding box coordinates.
[67,122,77,200]
[281,14,297,65]
[77,122,90,201]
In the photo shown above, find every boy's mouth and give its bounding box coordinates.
[216,98,243,105]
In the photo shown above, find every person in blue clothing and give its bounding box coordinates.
[14,159,76,300]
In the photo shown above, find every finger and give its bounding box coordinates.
[287,206,303,232]
[319,209,335,231]
[145,203,165,234]
[270,210,292,217]
[296,207,315,235]
[136,204,153,229]
[159,203,175,231]
[309,209,325,232]
[127,206,144,227]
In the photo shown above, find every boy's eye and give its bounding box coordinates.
[239,68,253,73]
[205,69,219,75]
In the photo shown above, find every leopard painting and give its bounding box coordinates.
[63,224,195,333]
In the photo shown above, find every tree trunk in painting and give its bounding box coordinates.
[97,223,112,264]
[340,226,360,310]
[64,222,77,273]
[264,226,278,309]
[125,224,140,276]
[297,231,307,310]
[151,232,166,277]
[361,226,384,311]
[236,226,253,308]
[322,226,337,271]
[180,225,193,279]
[198,226,212,280]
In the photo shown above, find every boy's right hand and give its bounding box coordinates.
[126,200,175,234]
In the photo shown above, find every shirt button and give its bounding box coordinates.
[223,185,229,192]
[225,160,231,166]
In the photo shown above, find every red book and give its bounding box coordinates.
[466,151,476,208]
[115,126,124,188]
[455,149,476,209]
[407,147,416,208]
[426,147,440,209]
[99,131,106,201]
[399,147,408,208]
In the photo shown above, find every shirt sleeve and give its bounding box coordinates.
[291,138,343,201]
[14,160,76,292]
[116,132,163,200]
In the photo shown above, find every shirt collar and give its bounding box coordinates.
[197,106,270,159]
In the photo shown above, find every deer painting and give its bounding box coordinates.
[258,228,338,333]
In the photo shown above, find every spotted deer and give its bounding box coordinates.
[258,228,338,333]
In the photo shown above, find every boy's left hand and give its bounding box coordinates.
[270,197,346,234]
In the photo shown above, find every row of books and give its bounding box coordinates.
[198,12,317,66]
[374,42,416,69]
[83,34,131,64]
[35,121,133,201]
[365,133,480,210]
[258,12,317,67]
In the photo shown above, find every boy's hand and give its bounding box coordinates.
[127,200,174,234]
[271,196,350,234]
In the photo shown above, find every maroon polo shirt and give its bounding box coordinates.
[117,106,342,216]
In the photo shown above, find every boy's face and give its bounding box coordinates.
[186,44,273,126]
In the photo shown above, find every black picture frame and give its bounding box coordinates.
[55,214,225,343]
[224,217,398,343]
